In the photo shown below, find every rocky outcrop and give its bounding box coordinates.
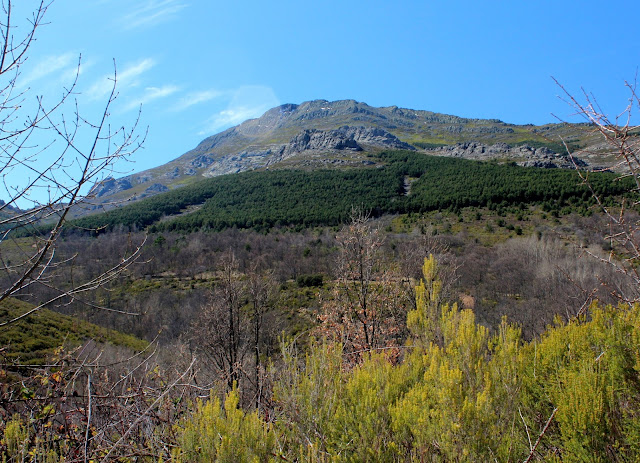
[164,167,182,179]
[280,128,362,157]
[190,155,215,169]
[347,126,416,150]
[198,126,415,177]
[277,126,415,159]
[145,183,169,194]
[427,142,588,168]
[89,177,133,198]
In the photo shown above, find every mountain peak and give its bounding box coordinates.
[79,99,597,214]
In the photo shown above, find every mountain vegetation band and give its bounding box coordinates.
[63,150,632,235]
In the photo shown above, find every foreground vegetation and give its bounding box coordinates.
[175,299,640,462]
[2,257,638,461]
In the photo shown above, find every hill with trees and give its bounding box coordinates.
[81,97,612,211]
[68,149,631,235]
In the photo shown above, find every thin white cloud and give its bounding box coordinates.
[60,57,96,84]
[202,107,264,134]
[171,89,222,112]
[86,58,156,101]
[123,84,180,111]
[199,85,279,135]
[117,59,156,85]
[121,0,188,30]
[18,53,78,89]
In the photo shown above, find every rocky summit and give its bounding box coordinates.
[86,99,598,209]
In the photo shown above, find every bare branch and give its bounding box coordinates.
[523,407,558,463]
[554,77,640,304]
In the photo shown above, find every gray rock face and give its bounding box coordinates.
[134,175,152,184]
[199,126,415,177]
[427,142,588,168]
[280,128,362,156]
[145,183,169,194]
[278,126,414,159]
[89,177,133,198]
[164,167,182,179]
[346,126,416,151]
[190,155,215,168]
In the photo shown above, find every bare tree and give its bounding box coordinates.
[194,251,248,392]
[0,0,145,326]
[318,209,409,364]
[554,77,640,304]
[334,209,383,350]
[246,261,276,409]
[192,251,278,409]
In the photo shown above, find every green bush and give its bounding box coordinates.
[296,274,324,288]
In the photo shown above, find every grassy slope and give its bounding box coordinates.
[0,298,148,365]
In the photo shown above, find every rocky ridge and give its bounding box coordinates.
[84,99,599,208]
[159,125,414,179]
[427,142,588,169]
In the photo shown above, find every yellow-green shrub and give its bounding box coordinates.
[172,390,278,462]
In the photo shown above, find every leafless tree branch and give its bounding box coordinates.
[554,77,640,304]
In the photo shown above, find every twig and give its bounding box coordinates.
[99,357,196,462]
[84,373,92,463]
[523,407,558,463]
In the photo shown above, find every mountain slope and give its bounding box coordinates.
[0,298,148,365]
[70,150,630,235]
[86,99,601,209]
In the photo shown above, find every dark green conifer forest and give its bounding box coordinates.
[69,150,630,234]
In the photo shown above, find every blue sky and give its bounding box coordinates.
[17,0,640,176]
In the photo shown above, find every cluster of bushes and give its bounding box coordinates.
[169,260,640,462]
[296,273,324,287]
[3,257,639,461]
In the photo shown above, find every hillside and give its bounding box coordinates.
[70,150,630,235]
[83,99,604,212]
[0,298,147,366]
[7,108,640,461]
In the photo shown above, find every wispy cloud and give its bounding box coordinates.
[171,89,222,112]
[18,53,78,89]
[202,107,265,134]
[61,57,96,84]
[86,58,156,101]
[123,84,180,111]
[121,0,188,30]
[199,85,279,135]
[117,59,157,85]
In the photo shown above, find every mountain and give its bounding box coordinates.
[86,99,602,208]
